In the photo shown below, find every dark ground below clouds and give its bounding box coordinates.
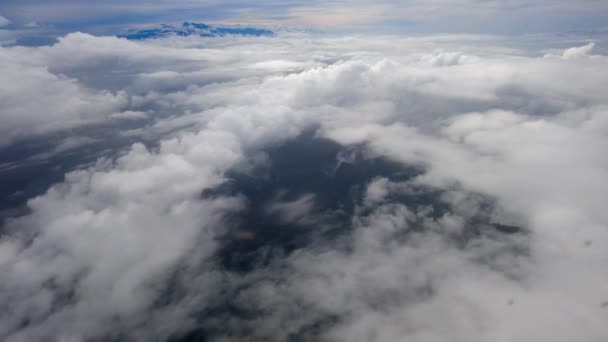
[166,130,522,342]
[0,117,180,227]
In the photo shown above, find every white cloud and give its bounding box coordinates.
[0,43,128,146]
[562,42,595,59]
[318,107,608,341]
[1,32,608,341]
[1,137,245,340]
[421,51,479,66]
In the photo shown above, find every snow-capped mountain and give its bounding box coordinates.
[119,22,273,40]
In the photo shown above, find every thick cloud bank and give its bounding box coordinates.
[0,33,608,341]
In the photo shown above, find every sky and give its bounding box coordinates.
[1,1,608,342]
[1,0,608,35]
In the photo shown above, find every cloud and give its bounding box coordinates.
[420,51,479,66]
[0,38,131,146]
[316,109,608,341]
[265,192,316,225]
[0,15,10,27]
[562,42,595,59]
[110,110,149,120]
[0,32,608,342]
[1,137,245,340]
[285,5,387,28]
[229,198,533,342]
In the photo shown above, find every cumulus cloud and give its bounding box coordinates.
[1,32,608,342]
[420,51,478,66]
[562,42,595,59]
[323,110,608,341]
[1,135,245,340]
[0,43,128,146]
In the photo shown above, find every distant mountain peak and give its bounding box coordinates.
[119,21,273,40]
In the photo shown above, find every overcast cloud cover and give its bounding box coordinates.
[1,1,608,342]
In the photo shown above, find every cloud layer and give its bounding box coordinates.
[0,32,608,341]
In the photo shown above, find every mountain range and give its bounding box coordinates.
[120,22,273,40]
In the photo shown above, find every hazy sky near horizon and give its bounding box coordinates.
[0,0,607,34]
